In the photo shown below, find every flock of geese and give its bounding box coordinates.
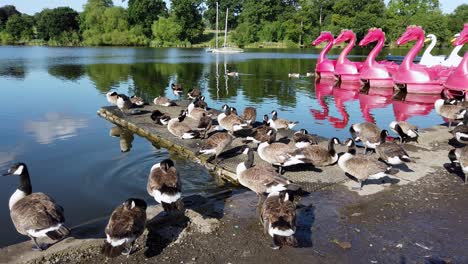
[4,85,468,257]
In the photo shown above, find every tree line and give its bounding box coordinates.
[0,0,466,48]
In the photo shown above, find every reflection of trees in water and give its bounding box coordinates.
[85,64,131,93]
[0,62,26,79]
[48,64,85,81]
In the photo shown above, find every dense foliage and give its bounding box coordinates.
[0,0,465,47]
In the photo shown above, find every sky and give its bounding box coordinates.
[0,0,465,15]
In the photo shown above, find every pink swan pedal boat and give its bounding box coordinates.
[359,87,393,123]
[312,32,336,81]
[443,23,468,99]
[393,25,448,94]
[359,28,397,88]
[333,29,363,83]
[328,87,359,128]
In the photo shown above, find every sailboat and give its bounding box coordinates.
[211,4,244,54]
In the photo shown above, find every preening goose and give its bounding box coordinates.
[293,129,319,148]
[376,130,412,165]
[150,110,171,125]
[171,83,183,96]
[451,110,468,144]
[236,146,300,198]
[448,146,468,183]
[147,159,183,212]
[187,98,210,121]
[153,96,176,107]
[193,95,208,109]
[130,95,145,106]
[257,130,296,174]
[106,91,118,105]
[389,121,419,143]
[101,198,147,258]
[338,139,395,190]
[3,163,70,251]
[434,99,465,128]
[198,132,233,163]
[218,105,248,132]
[197,113,213,138]
[117,94,133,115]
[245,115,274,144]
[285,137,340,167]
[349,122,381,154]
[269,110,298,130]
[167,110,200,139]
[187,88,201,99]
[261,191,297,249]
[242,107,257,125]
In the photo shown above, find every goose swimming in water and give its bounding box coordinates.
[261,191,297,249]
[101,198,147,258]
[147,159,183,212]
[3,163,70,251]
[288,73,300,78]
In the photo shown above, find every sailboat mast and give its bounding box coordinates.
[215,2,219,49]
[224,8,228,48]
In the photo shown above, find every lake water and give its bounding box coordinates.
[0,46,444,247]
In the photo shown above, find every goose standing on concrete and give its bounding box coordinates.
[218,105,248,132]
[434,99,465,128]
[451,111,468,144]
[237,146,300,201]
[197,113,212,138]
[389,121,419,143]
[245,115,274,144]
[261,191,297,249]
[285,137,341,167]
[101,198,147,258]
[242,107,257,125]
[448,146,468,183]
[171,83,183,96]
[376,130,412,165]
[167,110,200,139]
[150,110,171,125]
[257,130,296,174]
[338,139,396,190]
[147,159,183,212]
[293,129,319,148]
[187,88,201,99]
[269,110,298,130]
[349,122,381,154]
[117,94,133,115]
[198,132,233,163]
[153,96,176,107]
[106,91,118,105]
[3,163,70,251]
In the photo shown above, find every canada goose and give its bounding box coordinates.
[3,163,70,251]
[226,70,238,77]
[376,130,412,165]
[258,130,296,174]
[187,88,201,99]
[269,110,298,130]
[434,99,465,128]
[448,146,468,183]
[389,121,419,143]
[153,96,176,107]
[237,146,300,198]
[245,115,274,144]
[217,104,230,123]
[117,94,133,115]
[288,73,300,78]
[130,95,145,106]
[198,132,233,163]
[167,110,200,139]
[171,83,183,96]
[451,110,468,144]
[293,129,319,148]
[187,98,210,121]
[261,191,297,249]
[101,198,147,258]
[306,72,314,77]
[349,122,381,154]
[194,95,208,109]
[197,113,212,138]
[106,91,118,105]
[218,106,248,132]
[338,139,395,190]
[147,159,183,212]
[150,110,171,125]
[285,137,341,167]
[242,107,257,124]
[449,99,468,108]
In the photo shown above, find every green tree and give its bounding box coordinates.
[36,7,79,41]
[0,5,19,28]
[448,4,468,36]
[170,0,204,43]
[151,16,182,46]
[204,0,242,30]
[5,14,34,41]
[127,0,167,37]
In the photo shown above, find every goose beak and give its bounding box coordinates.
[451,37,457,43]
[3,170,11,176]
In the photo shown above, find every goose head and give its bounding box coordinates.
[380,130,389,143]
[160,159,175,173]
[3,162,28,176]
[123,198,147,211]
[230,107,238,116]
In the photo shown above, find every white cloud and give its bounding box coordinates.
[24,113,87,144]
